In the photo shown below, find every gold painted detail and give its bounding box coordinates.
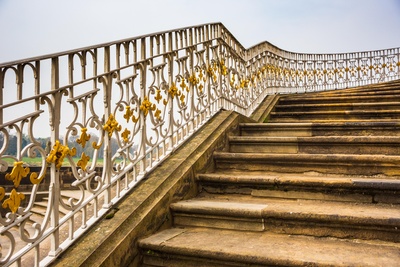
[220,60,228,76]
[103,114,122,137]
[77,128,91,148]
[140,97,161,119]
[30,168,46,185]
[1,161,37,213]
[164,82,185,105]
[2,189,25,214]
[5,161,30,188]
[0,187,5,203]
[46,140,76,169]
[155,89,162,103]
[77,152,90,170]
[188,74,199,85]
[207,62,219,83]
[180,78,189,92]
[140,96,155,116]
[124,106,139,123]
[121,128,131,143]
[168,82,179,98]
[124,106,134,122]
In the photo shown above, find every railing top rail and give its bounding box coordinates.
[0,22,233,67]
[246,40,400,60]
[2,22,399,68]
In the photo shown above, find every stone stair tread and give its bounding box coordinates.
[197,171,400,189]
[279,94,400,102]
[171,195,400,226]
[214,151,400,163]
[240,121,400,127]
[239,121,400,136]
[271,109,400,115]
[276,101,400,108]
[139,227,400,267]
[229,135,400,143]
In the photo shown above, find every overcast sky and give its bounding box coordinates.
[1,0,400,63]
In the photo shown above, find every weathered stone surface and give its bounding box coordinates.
[140,227,400,267]
[139,80,400,267]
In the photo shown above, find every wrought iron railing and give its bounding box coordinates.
[0,22,399,266]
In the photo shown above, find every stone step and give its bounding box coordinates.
[239,122,400,137]
[286,81,400,98]
[279,88,400,104]
[268,110,400,122]
[274,101,400,112]
[170,195,400,242]
[284,86,400,99]
[139,227,400,267]
[197,171,400,204]
[228,136,400,155]
[213,152,400,176]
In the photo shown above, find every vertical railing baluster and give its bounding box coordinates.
[34,60,40,110]
[138,37,147,174]
[102,45,113,209]
[49,56,61,258]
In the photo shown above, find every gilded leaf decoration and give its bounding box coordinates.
[77,128,91,148]
[140,97,156,117]
[124,106,134,122]
[2,189,25,214]
[5,161,30,188]
[103,114,122,137]
[46,140,77,169]
[121,128,131,143]
[77,152,90,170]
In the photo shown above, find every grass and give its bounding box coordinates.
[2,157,107,167]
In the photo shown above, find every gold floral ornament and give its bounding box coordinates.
[188,74,199,85]
[207,66,216,82]
[140,96,156,116]
[155,89,162,103]
[240,79,249,89]
[168,82,179,98]
[0,187,5,202]
[164,82,183,105]
[139,96,162,120]
[198,69,205,93]
[180,78,188,92]
[77,152,90,170]
[123,106,139,123]
[121,128,131,143]
[5,161,30,187]
[123,106,134,122]
[220,60,228,76]
[2,189,25,214]
[103,114,122,137]
[154,109,161,120]
[77,128,91,148]
[230,75,236,88]
[46,140,77,169]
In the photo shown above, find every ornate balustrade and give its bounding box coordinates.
[0,22,399,266]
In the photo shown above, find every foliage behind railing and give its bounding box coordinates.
[0,22,399,266]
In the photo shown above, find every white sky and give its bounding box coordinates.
[1,0,400,63]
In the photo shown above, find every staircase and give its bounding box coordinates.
[138,81,400,266]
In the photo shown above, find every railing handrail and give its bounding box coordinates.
[0,22,231,67]
[0,22,399,267]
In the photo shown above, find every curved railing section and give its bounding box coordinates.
[0,22,399,266]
